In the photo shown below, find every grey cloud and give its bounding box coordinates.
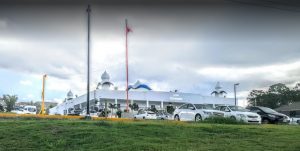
[1,2,300,102]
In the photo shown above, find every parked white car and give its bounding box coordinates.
[216,105,261,124]
[134,109,157,120]
[16,106,37,115]
[173,103,225,121]
[156,110,172,120]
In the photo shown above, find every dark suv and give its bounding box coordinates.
[247,106,290,124]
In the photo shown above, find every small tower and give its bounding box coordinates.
[67,90,73,100]
[97,71,113,90]
[211,82,227,97]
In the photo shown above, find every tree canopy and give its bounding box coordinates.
[247,83,300,109]
[3,94,18,112]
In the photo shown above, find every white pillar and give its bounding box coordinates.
[115,98,118,105]
[146,100,149,109]
[161,101,164,110]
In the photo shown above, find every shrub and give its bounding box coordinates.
[202,117,245,125]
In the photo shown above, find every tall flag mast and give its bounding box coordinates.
[125,19,132,111]
[40,74,47,115]
[86,5,91,118]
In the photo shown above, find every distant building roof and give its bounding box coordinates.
[275,102,300,111]
[128,80,152,91]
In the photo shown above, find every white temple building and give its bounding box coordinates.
[211,82,227,98]
[49,71,235,115]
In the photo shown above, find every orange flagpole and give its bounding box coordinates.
[41,74,47,115]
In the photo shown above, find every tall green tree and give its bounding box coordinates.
[0,104,4,112]
[3,95,18,112]
[247,83,300,109]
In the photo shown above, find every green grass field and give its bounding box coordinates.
[0,118,299,151]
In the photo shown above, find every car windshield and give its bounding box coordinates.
[259,107,277,113]
[194,104,213,109]
[228,106,249,112]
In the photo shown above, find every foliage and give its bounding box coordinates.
[149,106,157,113]
[99,109,111,117]
[108,103,116,109]
[0,119,300,150]
[202,117,245,124]
[0,104,4,112]
[166,105,175,114]
[129,103,139,111]
[3,95,18,112]
[34,102,41,113]
[116,109,122,118]
[247,83,300,108]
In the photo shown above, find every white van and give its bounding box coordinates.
[16,106,37,115]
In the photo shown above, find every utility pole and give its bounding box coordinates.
[234,83,239,106]
[85,5,91,119]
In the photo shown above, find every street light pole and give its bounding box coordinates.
[234,83,239,106]
[86,5,91,119]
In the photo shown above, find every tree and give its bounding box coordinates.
[247,90,265,106]
[268,83,290,94]
[108,103,116,117]
[3,95,18,112]
[34,102,41,114]
[0,104,4,112]
[129,103,139,111]
[247,83,300,109]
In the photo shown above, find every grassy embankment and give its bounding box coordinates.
[0,118,299,151]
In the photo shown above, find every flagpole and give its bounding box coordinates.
[86,5,91,119]
[125,19,129,112]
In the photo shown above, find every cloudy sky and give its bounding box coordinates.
[1,0,300,105]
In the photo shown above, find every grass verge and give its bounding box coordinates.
[0,118,299,151]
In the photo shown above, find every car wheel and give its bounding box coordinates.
[230,116,236,120]
[143,117,145,119]
[195,114,202,122]
[161,118,164,120]
[174,115,180,121]
[262,119,269,124]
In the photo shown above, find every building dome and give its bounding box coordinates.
[211,82,227,97]
[97,71,113,90]
[215,81,222,90]
[101,71,110,81]
[67,90,73,100]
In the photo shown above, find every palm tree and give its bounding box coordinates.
[108,103,116,118]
